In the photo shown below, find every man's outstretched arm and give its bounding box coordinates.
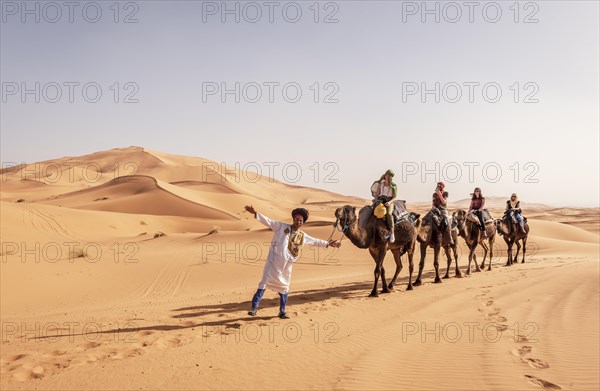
[245,205,280,231]
[303,233,341,248]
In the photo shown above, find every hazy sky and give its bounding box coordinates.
[1,1,598,206]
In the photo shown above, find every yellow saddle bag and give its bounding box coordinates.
[374,203,387,219]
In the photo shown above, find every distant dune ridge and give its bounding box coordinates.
[1,146,598,390]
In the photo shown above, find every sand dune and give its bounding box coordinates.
[41,175,239,220]
[1,147,598,390]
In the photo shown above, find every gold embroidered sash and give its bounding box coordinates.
[286,228,304,257]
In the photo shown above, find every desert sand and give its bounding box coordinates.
[1,147,598,390]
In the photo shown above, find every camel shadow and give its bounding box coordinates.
[171,267,445,319]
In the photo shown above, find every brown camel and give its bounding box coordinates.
[453,209,496,273]
[496,214,529,265]
[414,208,461,285]
[334,203,420,297]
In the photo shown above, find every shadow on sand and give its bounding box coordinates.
[33,269,447,340]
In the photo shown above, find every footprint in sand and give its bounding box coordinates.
[153,334,189,349]
[111,348,144,360]
[524,374,561,389]
[485,299,494,306]
[512,346,531,357]
[513,344,548,368]
[488,315,508,323]
[5,354,27,362]
[523,358,550,369]
[1,354,28,377]
[515,334,530,343]
[12,366,45,381]
[51,360,71,370]
[76,341,102,352]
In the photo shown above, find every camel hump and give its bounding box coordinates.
[475,209,495,223]
[392,199,407,213]
[466,209,495,224]
[358,205,373,229]
[482,209,494,223]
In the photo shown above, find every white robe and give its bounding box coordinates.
[256,212,329,294]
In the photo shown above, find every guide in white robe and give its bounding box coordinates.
[255,212,329,294]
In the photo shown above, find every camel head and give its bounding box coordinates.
[417,209,445,242]
[416,224,429,243]
[416,211,435,242]
[334,205,358,230]
[453,209,467,229]
[495,218,508,236]
[409,212,421,226]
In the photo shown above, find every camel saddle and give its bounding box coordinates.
[502,211,528,223]
[466,209,494,224]
[358,200,414,229]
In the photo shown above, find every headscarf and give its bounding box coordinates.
[509,193,519,209]
[375,169,398,199]
[291,208,309,222]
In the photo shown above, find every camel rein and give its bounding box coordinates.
[327,215,356,244]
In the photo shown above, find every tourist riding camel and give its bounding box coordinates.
[431,182,454,245]
[468,187,487,237]
[496,196,530,265]
[334,203,419,296]
[244,205,341,318]
[370,169,398,243]
[506,193,526,233]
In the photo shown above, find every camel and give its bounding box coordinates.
[453,209,496,273]
[496,214,529,265]
[413,208,461,285]
[334,202,420,297]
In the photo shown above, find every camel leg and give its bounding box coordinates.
[453,244,463,278]
[442,246,452,279]
[433,245,442,283]
[479,241,489,270]
[388,249,403,290]
[465,245,472,275]
[487,237,494,271]
[514,241,521,264]
[466,244,479,274]
[380,264,390,293]
[368,247,383,297]
[505,239,513,266]
[521,237,527,263]
[474,247,481,272]
[406,248,415,291]
[414,242,427,286]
